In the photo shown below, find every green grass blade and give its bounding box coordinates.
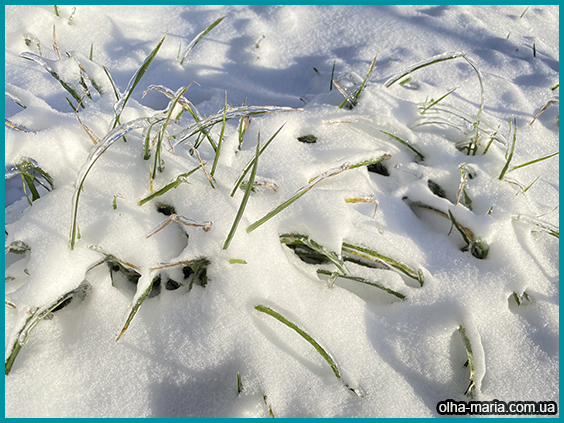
[281,234,347,274]
[507,151,558,173]
[102,65,121,101]
[230,123,286,197]
[173,106,302,150]
[223,134,260,250]
[111,32,167,129]
[69,116,164,250]
[20,52,84,106]
[237,98,248,151]
[338,54,377,109]
[341,242,424,286]
[211,92,228,178]
[330,60,336,91]
[379,130,425,161]
[316,269,405,299]
[139,165,201,206]
[247,163,349,233]
[458,325,476,397]
[498,117,517,180]
[420,87,457,114]
[180,17,225,66]
[254,304,341,380]
[116,274,158,341]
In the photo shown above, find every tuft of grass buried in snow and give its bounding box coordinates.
[247,154,391,233]
[337,54,377,110]
[5,281,91,375]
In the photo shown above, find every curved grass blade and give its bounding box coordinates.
[179,17,225,66]
[254,304,341,380]
[111,31,167,129]
[385,51,484,128]
[5,282,91,375]
[316,269,405,299]
[172,106,302,149]
[341,242,424,286]
[20,52,84,106]
[69,116,164,250]
[223,134,260,250]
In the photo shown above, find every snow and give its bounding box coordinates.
[4,5,559,418]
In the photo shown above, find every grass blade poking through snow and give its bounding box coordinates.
[139,165,201,206]
[338,54,377,109]
[458,325,477,398]
[506,151,558,174]
[230,123,285,197]
[247,154,390,233]
[341,242,424,286]
[385,51,484,132]
[179,17,225,66]
[280,234,347,274]
[316,269,405,299]
[110,32,167,130]
[116,274,159,341]
[211,92,228,178]
[69,116,164,250]
[498,117,517,180]
[254,304,342,381]
[379,130,425,161]
[223,134,260,250]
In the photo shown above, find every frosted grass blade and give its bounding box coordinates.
[458,325,476,397]
[379,130,424,160]
[139,165,201,206]
[20,52,84,106]
[211,92,228,178]
[116,274,158,341]
[223,134,260,250]
[338,54,377,109]
[341,242,424,286]
[280,234,347,274]
[247,163,349,233]
[316,269,405,299]
[111,32,167,129]
[507,152,558,173]
[179,17,225,66]
[254,304,342,380]
[498,117,516,180]
[230,123,285,197]
[69,116,164,249]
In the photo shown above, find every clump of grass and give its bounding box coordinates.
[5,157,54,205]
[337,54,377,109]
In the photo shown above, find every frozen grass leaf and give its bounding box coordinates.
[5,281,91,375]
[254,304,342,380]
[507,151,558,174]
[116,274,159,341]
[338,54,377,109]
[139,165,201,206]
[512,214,559,238]
[281,233,347,274]
[316,269,406,299]
[379,130,425,161]
[341,241,424,286]
[69,116,165,249]
[111,32,167,130]
[458,325,476,398]
[223,134,260,250]
[498,117,517,180]
[179,17,225,66]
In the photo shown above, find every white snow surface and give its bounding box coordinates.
[4,5,559,418]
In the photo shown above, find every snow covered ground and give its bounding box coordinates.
[5,5,559,418]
